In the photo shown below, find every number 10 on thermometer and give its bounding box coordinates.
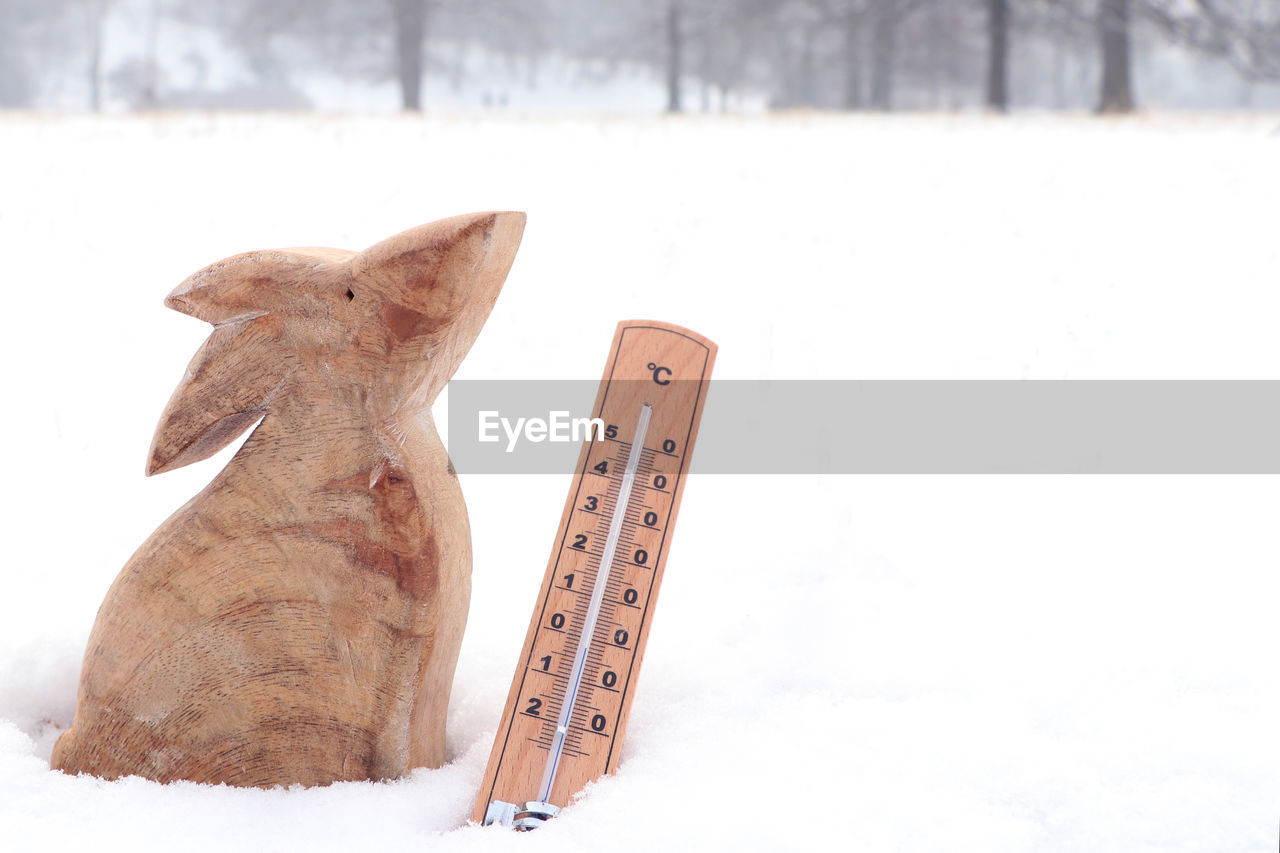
[473,320,717,829]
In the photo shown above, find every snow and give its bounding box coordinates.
[2,111,1280,851]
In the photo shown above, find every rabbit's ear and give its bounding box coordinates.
[351,212,525,343]
[166,248,356,325]
[146,316,293,476]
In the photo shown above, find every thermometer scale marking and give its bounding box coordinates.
[537,401,651,801]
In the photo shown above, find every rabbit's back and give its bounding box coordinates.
[52,423,467,786]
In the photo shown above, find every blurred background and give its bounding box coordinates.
[1,0,1279,115]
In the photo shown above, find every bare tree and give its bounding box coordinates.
[140,0,162,108]
[1097,0,1133,112]
[217,0,539,112]
[0,0,53,107]
[863,0,929,110]
[986,0,1009,110]
[839,2,868,108]
[695,0,767,110]
[1145,0,1280,80]
[1034,0,1280,114]
[391,0,428,110]
[868,1,897,109]
[663,0,779,112]
[802,0,873,110]
[666,0,682,111]
[76,0,117,111]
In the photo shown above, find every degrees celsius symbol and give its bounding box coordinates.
[473,320,717,829]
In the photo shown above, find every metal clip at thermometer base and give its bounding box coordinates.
[473,320,717,828]
[483,800,560,830]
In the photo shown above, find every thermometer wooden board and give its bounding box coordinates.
[473,320,716,829]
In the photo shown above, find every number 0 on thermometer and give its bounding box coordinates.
[473,320,717,829]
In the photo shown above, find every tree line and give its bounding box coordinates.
[1,0,1277,112]
[659,0,1280,113]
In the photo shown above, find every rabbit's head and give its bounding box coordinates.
[146,212,525,476]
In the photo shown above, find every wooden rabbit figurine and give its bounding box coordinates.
[52,211,525,787]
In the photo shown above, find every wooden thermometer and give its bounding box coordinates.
[473,320,717,829]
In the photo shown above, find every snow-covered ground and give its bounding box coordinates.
[2,111,1279,851]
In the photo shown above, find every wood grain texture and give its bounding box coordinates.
[51,212,524,787]
[472,321,716,822]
